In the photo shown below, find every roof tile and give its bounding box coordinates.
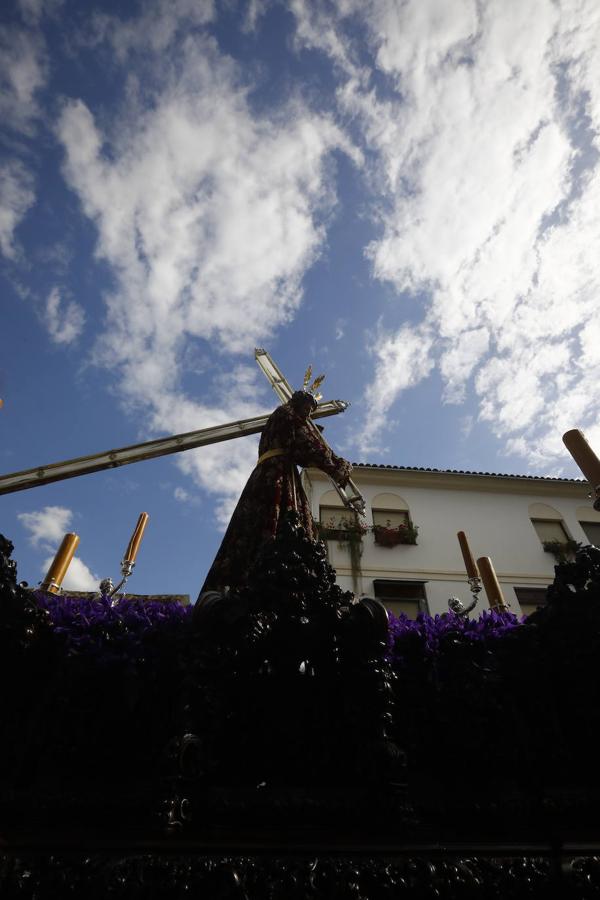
[350,463,586,484]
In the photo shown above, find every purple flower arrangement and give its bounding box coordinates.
[32,589,526,673]
[32,591,525,674]
[34,591,192,665]
[388,608,522,662]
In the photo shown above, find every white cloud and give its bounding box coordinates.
[242,0,270,33]
[17,0,64,26]
[291,0,365,77]
[292,0,600,471]
[58,84,355,360]
[0,18,48,260]
[149,384,262,527]
[57,21,359,521]
[0,23,47,134]
[18,505,73,547]
[90,0,215,60]
[173,486,189,502]
[460,415,474,440]
[0,160,35,259]
[334,318,346,340]
[44,287,85,344]
[360,323,435,454]
[440,328,490,404]
[41,554,98,592]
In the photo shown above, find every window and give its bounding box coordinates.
[372,508,409,528]
[528,503,571,550]
[318,499,362,543]
[576,507,600,547]
[318,490,365,544]
[514,586,548,618]
[371,493,417,545]
[318,489,353,531]
[529,505,576,560]
[531,519,570,543]
[579,522,600,547]
[319,505,355,529]
[371,493,410,527]
[373,579,428,619]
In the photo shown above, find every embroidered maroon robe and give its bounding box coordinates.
[200,400,352,594]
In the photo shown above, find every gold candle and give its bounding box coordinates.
[457,531,478,579]
[563,429,600,488]
[40,533,80,594]
[123,512,149,564]
[477,556,507,611]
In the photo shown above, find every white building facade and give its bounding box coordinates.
[302,465,600,619]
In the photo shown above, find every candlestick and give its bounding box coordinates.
[124,512,149,564]
[477,556,508,611]
[40,533,80,594]
[457,531,479,579]
[104,513,150,602]
[563,429,600,510]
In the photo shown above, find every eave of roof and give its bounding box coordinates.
[349,463,586,485]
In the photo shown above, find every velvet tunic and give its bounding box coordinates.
[200,401,352,595]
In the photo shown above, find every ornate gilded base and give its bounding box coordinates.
[1,851,598,898]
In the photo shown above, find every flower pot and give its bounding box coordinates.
[373,525,418,547]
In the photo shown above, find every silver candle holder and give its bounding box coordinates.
[447,575,482,617]
[97,513,148,603]
[98,559,135,603]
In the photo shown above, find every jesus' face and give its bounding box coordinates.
[295,397,316,420]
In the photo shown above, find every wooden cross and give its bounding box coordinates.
[0,350,365,514]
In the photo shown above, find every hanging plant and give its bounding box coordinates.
[373,520,419,547]
[316,516,367,593]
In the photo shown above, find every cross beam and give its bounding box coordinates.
[0,400,347,496]
[0,350,363,515]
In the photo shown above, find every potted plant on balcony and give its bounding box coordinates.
[373,519,419,547]
[317,516,368,544]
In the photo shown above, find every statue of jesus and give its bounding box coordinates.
[199,390,353,598]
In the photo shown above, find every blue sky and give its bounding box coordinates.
[2,0,599,597]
